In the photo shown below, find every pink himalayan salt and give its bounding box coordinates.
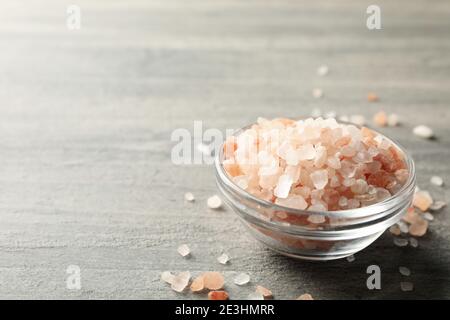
[222,117,408,211]
[412,190,433,212]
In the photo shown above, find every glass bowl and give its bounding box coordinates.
[214,122,416,261]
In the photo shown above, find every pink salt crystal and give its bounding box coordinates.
[233,175,249,190]
[409,219,428,237]
[430,201,446,211]
[412,190,433,212]
[276,194,308,210]
[338,196,348,208]
[297,293,314,300]
[373,111,388,127]
[274,174,293,199]
[171,271,191,293]
[312,88,323,99]
[297,144,316,161]
[161,271,175,284]
[314,145,327,168]
[310,170,328,190]
[307,214,326,223]
[351,179,368,194]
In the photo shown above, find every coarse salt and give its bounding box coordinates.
[217,253,229,265]
[177,244,191,257]
[413,125,433,139]
[207,195,223,209]
[430,176,444,187]
[234,273,250,286]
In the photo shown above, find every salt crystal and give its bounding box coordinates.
[311,108,322,117]
[422,212,434,221]
[409,219,428,237]
[297,293,314,300]
[184,192,195,202]
[397,221,409,234]
[317,65,329,76]
[208,290,229,300]
[310,170,328,190]
[373,111,388,127]
[234,273,250,285]
[389,225,401,236]
[177,244,191,257]
[338,196,348,208]
[430,176,444,187]
[161,271,175,284]
[346,255,355,262]
[312,88,323,98]
[190,275,205,293]
[203,272,225,290]
[387,114,399,127]
[171,271,191,293]
[430,201,446,211]
[307,214,326,223]
[255,285,273,299]
[399,266,411,276]
[274,175,293,199]
[248,292,265,300]
[393,238,409,247]
[400,282,414,292]
[413,125,434,139]
[297,144,316,161]
[412,190,433,211]
[409,237,419,248]
[207,195,223,209]
[276,195,308,210]
[367,92,379,102]
[217,253,229,265]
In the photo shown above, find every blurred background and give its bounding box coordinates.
[0,0,449,299]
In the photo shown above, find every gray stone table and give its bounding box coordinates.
[0,0,449,299]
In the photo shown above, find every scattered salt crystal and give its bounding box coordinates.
[317,65,329,76]
[190,275,205,293]
[387,114,400,127]
[430,201,446,211]
[409,237,419,248]
[217,253,229,265]
[400,282,414,292]
[161,271,175,284]
[393,238,409,247]
[325,111,337,119]
[177,244,190,257]
[207,195,222,209]
[413,125,434,139]
[248,292,265,300]
[255,285,273,299]
[312,88,323,98]
[184,192,195,202]
[399,266,411,276]
[422,212,434,221]
[430,176,444,187]
[171,271,191,293]
[346,255,355,262]
[234,273,250,286]
[367,92,379,102]
[208,290,229,300]
[413,190,433,212]
[276,195,308,210]
[297,293,314,300]
[373,111,388,127]
[409,219,428,237]
[397,221,409,234]
[297,144,316,161]
[389,225,401,236]
[203,272,225,290]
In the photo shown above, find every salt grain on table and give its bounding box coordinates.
[203,272,225,290]
[409,237,419,248]
[190,275,205,293]
[177,244,191,257]
[234,273,250,286]
[208,290,229,300]
[255,285,273,299]
[413,125,434,139]
[217,253,229,265]
[367,92,379,102]
[393,238,409,247]
[409,219,428,237]
[207,195,222,209]
[400,282,414,292]
[430,201,446,211]
[317,65,329,76]
[248,292,265,300]
[312,88,323,98]
[171,271,191,293]
[297,293,314,300]
[184,192,195,202]
[430,176,444,187]
[373,111,388,127]
[346,255,355,262]
[399,266,411,276]
[161,271,175,284]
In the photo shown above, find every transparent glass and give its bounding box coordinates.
[214,123,416,261]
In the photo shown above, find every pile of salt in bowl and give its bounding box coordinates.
[222,117,408,211]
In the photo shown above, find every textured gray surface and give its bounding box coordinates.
[0,0,449,299]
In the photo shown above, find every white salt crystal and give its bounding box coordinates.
[310,170,328,190]
[217,253,229,265]
[399,266,411,276]
[338,196,348,208]
[171,271,191,293]
[207,195,222,209]
[346,255,355,262]
[161,271,175,284]
[430,176,444,187]
[184,192,195,202]
[297,144,316,161]
[387,114,399,127]
[422,212,434,221]
[307,214,326,223]
[317,65,329,76]
[312,88,323,99]
[234,273,250,286]
[393,238,409,247]
[274,174,293,199]
[413,125,434,139]
[177,244,190,257]
[275,195,308,210]
[397,221,409,233]
[325,111,337,119]
[400,281,414,292]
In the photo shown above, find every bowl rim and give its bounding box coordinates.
[214,118,416,219]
